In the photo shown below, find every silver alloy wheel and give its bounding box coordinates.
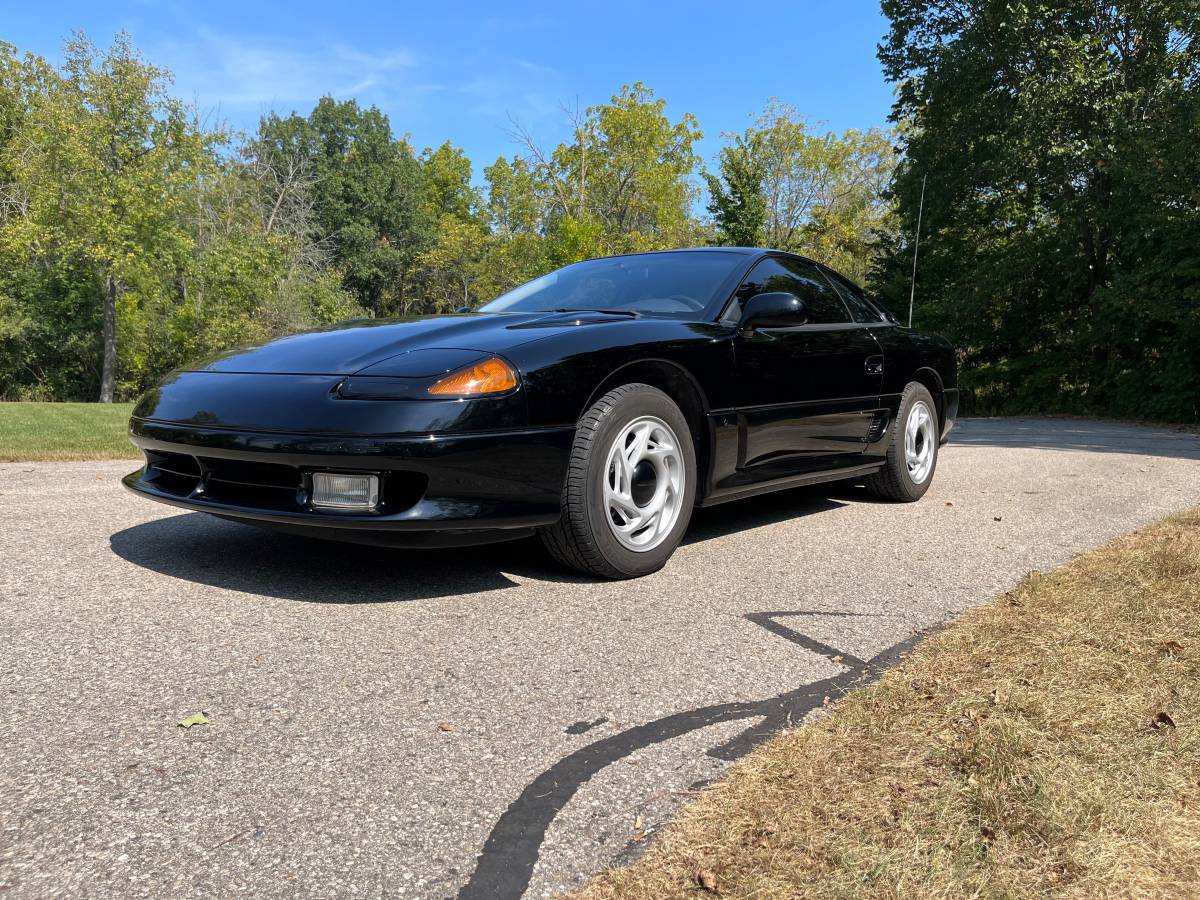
[905,399,936,484]
[602,415,686,552]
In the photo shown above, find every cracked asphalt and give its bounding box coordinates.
[2,418,1199,898]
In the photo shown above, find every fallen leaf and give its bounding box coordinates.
[695,869,719,892]
[831,654,843,663]
[437,722,455,732]
[1162,640,1184,655]
[177,712,209,729]
[633,814,644,831]
[1152,712,1176,730]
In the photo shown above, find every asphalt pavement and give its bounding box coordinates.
[2,418,1199,898]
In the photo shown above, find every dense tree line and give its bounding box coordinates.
[876,0,1200,421]
[0,36,887,402]
[2,6,1198,424]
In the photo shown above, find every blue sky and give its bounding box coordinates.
[4,1,897,173]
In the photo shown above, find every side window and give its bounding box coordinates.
[732,257,851,325]
[821,267,889,324]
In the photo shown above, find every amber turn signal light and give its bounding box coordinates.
[427,357,518,396]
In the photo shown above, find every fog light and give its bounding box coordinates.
[311,472,379,510]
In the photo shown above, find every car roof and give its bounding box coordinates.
[594,247,757,257]
[581,246,812,263]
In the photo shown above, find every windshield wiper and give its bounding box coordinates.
[549,308,641,318]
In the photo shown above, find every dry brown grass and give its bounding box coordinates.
[577,510,1200,899]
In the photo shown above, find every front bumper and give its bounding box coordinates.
[124,418,575,547]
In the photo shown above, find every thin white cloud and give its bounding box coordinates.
[511,58,556,76]
[134,24,567,160]
[153,27,424,120]
[458,73,557,122]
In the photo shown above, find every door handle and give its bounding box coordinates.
[864,355,884,376]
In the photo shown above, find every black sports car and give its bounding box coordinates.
[125,248,957,578]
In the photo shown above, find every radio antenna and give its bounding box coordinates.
[908,172,927,328]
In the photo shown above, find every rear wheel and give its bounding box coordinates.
[864,382,939,502]
[540,383,696,578]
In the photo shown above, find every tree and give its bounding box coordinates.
[485,155,542,236]
[420,141,482,222]
[877,0,1200,419]
[706,102,897,282]
[255,97,434,314]
[162,138,361,380]
[414,142,490,311]
[416,215,490,311]
[510,83,704,257]
[705,140,767,247]
[474,155,548,296]
[1,32,212,401]
[0,35,365,402]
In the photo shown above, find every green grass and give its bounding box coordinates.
[0,401,139,461]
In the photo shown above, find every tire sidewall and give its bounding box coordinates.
[893,384,938,500]
[582,387,697,576]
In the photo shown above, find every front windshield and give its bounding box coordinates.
[477,251,745,319]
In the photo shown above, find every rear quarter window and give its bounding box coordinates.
[821,267,891,324]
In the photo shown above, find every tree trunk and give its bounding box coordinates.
[99,274,118,403]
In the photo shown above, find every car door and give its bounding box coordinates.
[731,256,884,480]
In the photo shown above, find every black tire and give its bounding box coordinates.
[864,382,939,502]
[540,383,697,579]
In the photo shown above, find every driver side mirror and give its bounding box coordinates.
[739,291,809,332]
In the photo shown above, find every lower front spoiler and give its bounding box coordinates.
[123,419,575,548]
[213,516,539,549]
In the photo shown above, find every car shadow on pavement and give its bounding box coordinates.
[109,488,849,603]
[109,513,565,603]
[685,488,846,542]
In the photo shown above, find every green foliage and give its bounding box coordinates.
[545,83,704,253]
[485,155,543,236]
[5,21,1195,424]
[415,85,711,309]
[706,143,767,247]
[255,97,434,315]
[420,141,483,222]
[0,32,910,404]
[706,102,897,283]
[0,33,212,400]
[876,0,1200,421]
[0,35,365,402]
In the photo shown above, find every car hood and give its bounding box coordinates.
[189,310,639,376]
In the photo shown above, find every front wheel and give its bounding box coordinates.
[540,383,696,579]
[864,382,939,502]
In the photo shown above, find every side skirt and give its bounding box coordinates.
[697,461,884,508]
